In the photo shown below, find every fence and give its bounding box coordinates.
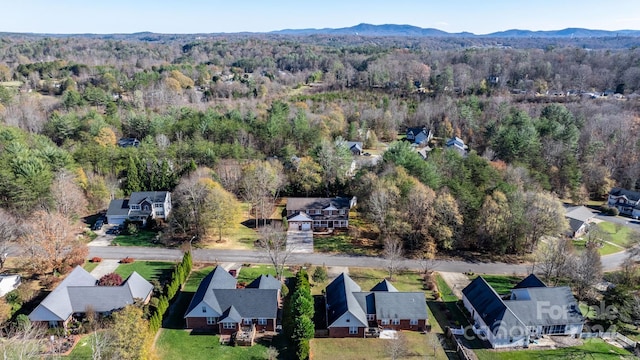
[445,327,474,360]
[581,332,637,349]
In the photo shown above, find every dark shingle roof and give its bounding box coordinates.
[106,199,129,216]
[505,287,583,326]
[513,274,546,289]
[325,273,367,326]
[129,191,170,204]
[462,277,525,335]
[246,274,281,290]
[286,197,352,211]
[610,187,640,202]
[370,279,398,292]
[212,289,279,319]
[184,266,237,316]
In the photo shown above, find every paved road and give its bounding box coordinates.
[89,247,530,275]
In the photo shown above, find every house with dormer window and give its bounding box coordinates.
[106,191,172,225]
[184,267,281,344]
[286,197,357,231]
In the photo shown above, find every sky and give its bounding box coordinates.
[3,0,640,35]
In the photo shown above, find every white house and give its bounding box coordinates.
[462,274,583,349]
[608,188,640,217]
[106,191,172,225]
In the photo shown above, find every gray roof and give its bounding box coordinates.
[29,266,153,322]
[129,191,170,204]
[325,273,367,326]
[462,276,583,336]
[326,273,427,327]
[346,141,363,152]
[505,287,583,326]
[565,206,594,223]
[185,266,279,320]
[219,305,242,323]
[287,197,352,211]
[513,274,546,289]
[106,199,129,217]
[246,274,281,290]
[370,279,398,292]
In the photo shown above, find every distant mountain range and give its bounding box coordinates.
[271,23,640,38]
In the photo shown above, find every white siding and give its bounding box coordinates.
[328,311,367,328]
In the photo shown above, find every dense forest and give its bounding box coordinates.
[0,33,639,258]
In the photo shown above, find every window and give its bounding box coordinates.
[367,314,375,321]
[392,319,400,325]
[223,323,236,329]
[339,209,345,215]
[156,212,164,216]
[206,317,215,325]
[410,319,418,325]
[349,327,358,335]
[258,318,267,325]
[243,318,252,325]
[201,306,207,313]
[381,319,389,325]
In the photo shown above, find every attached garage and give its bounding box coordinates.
[106,199,129,225]
[287,212,313,231]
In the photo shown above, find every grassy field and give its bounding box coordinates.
[67,333,94,359]
[310,331,449,360]
[115,261,176,281]
[475,338,632,359]
[314,234,377,255]
[184,264,291,292]
[348,268,425,292]
[469,274,523,295]
[113,230,162,247]
[597,221,636,247]
[156,329,274,360]
[573,239,623,256]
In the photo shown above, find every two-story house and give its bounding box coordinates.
[608,187,640,217]
[286,197,357,231]
[106,191,172,226]
[406,127,433,146]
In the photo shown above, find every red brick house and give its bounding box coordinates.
[184,267,280,335]
[325,273,428,338]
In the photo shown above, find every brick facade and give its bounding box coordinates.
[377,319,426,331]
[329,326,365,338]
[186,317,276,332]
[185,317,219,331]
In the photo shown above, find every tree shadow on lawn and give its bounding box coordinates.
[427,300,487,350]
[163,291,194,329]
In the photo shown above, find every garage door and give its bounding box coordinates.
[106,216,127,225]
[302,223,311,231]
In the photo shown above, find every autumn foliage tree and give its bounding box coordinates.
[19,210,88,275]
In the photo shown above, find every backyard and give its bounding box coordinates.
[475,338,632,360]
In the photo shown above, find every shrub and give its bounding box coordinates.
[98,273,123,286]
[90,257,102,263]
[312,266,328,283]
[125,223,139,235]
[120,257,134,264]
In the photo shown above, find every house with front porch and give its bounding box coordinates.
[106,191,172,225]
[325,273,428,338]
[462,274,584,348]
[184,266,280,337]
[286,197,357,231]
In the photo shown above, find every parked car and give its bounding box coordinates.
[92,219,104,231]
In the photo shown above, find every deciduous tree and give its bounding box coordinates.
[257,223,291,280]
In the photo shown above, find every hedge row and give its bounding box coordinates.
[284,270,314,360]
[149,251,193,332]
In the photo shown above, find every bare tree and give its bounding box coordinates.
[90,329,115,360]
[427,334,445,356]
[386,332,408,360]
[571,245,602,300]
[535,239,574,285]
[0,209,20,269]
[241,160,286,228]
[257,223,292,280]
[51,170,88,219]
[383,237,404,280]
[0,320,47,359]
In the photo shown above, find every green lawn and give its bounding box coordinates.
[115,261,176,281]
[310,331,449,360]
[113,230,163,247]
[597,221,636,247]
[156,329,274,360]
[348,268,424,292]
[83,260,100,273]
[184,265,292,292]
[314,235,375,255]
[573,239,622,256]
[475,338,632,360]
[470,275,523,295]
[67,333,94,359]
[435,274,458,302]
